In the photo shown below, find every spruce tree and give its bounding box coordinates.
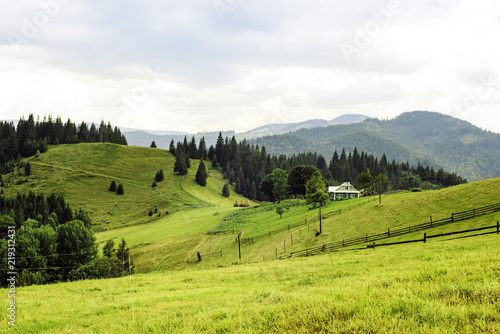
[25,161,31,176]
[109,180,117,192]
[174,148,188,175]
[222,183,230,197]
[116,183,124,195]
[150,141,157,148]
[195,160,207,186]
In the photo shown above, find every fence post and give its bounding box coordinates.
[451,213,454,222]
[238,232,242,260]
[288,225,290,230]
[388,228,390,237]
[365,233,368,242]
[497,221,499,235]
[197,251,202,262]
[430,215,432,227]
[269,231,271,237]
[372,242,375,249]
[423,233,427,243]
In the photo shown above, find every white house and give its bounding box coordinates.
[328,182,360,201]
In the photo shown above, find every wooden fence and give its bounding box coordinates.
[283,202,500,258]
[367,222,499,248]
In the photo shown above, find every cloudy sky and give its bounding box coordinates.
[1,0,500,134]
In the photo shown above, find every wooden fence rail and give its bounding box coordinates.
[284,202,500,258]
[367,222,499,249]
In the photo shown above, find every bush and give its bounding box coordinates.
[152,181,157,188]
[411,188,423,192]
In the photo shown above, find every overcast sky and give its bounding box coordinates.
[1,0,500,134]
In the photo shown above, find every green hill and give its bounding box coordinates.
[0,143,253,232]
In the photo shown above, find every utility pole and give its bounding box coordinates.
[121,245,125,277]
[378,177,382,205]
[319,202,323,234]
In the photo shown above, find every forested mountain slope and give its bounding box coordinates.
[251,111,500,181]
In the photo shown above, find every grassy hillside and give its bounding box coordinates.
[3,232,499,333]
[0,143,255,232]
[108,177,499,273]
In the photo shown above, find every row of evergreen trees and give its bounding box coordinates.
[0,114,127,174]
[170,133,466,201]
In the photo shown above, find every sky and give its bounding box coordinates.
[1,0,500,134]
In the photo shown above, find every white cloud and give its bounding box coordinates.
[0,0,499,133]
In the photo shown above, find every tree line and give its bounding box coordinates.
[170,133,466,201]
[0,114,127,174]
[0,191,131,286]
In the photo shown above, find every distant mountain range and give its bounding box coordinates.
[120,114,369,148]
[249,111,500,182]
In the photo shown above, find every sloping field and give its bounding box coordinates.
[1,143,206,231]
[3,232,499,333]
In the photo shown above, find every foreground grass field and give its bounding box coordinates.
[3,233,499,333]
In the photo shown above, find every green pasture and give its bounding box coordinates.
[3,233,499,333]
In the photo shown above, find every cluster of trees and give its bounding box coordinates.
[0,191,125,285]
[0,114,127,175]
[168,133,466,202]
[109,181,124,195]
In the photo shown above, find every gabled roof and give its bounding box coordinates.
[328,182,360,194]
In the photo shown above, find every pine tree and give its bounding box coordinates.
[222,183,230,197]
[150,141,157,148]
[116,184,124,195]
[174,148,188,175]
[195,160,207,186]
[25,161,31,176]
[109,180,117,192]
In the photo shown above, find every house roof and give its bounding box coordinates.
[328,182,360,194]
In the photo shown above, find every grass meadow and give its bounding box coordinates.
[2,233,499,333]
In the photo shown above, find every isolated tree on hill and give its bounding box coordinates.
[276,205,285,218]
[109,180,117,192]
[155,169,164,182]
[116,184,124,195]
[195,160,208,186]
[174,148,188,175]
[222,183,230,197]
[150,141,157,148]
